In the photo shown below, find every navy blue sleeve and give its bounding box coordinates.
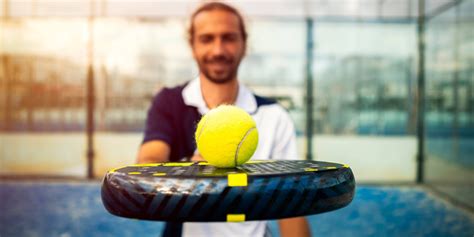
[142,89,175,146]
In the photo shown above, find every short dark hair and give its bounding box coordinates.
[188,2,248,45]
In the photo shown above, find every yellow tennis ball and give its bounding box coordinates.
[195,105,259,168]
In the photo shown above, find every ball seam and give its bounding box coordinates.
[234,127,256,167]
[195,113,210,144]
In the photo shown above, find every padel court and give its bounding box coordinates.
[1,181,473,236]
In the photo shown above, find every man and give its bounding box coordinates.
[137,2,310,237]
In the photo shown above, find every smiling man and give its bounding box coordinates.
[137,2,310,237]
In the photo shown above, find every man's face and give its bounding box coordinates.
[191,9,246,84]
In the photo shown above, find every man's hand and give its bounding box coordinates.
[279,217,311,237]
[191,153,205,162]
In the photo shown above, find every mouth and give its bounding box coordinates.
[201,56,237,79]
[205,55,233,65]
[207,60,232,71]
[209,61,229,67]
[206,59,231,64]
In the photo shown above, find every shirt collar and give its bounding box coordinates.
[182,77,257,115]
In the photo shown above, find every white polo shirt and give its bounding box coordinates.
[181,78,299,237]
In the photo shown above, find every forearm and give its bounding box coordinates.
[278,217,311,237]
[136,140,171,164]
[136,155,167,164]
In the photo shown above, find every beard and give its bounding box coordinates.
[197,54,242,84]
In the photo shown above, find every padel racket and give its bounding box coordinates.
[101,160,355,222]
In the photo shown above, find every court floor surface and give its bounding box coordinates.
[1,181,473,237]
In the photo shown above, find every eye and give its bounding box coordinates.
[222,33,239,42]
[198,34,213,44]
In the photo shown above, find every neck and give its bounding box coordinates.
[200,74,239,109]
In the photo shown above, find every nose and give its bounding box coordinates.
[210,38,225,56]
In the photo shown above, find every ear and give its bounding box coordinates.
[189,40,198,60]
[191,46,198,60]
[241,41,247,58]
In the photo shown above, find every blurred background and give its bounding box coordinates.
[0,0,473,236]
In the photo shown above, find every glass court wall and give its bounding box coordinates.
[424,0,474,210]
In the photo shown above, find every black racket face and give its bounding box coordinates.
[101,160,355,222]
[107,160,347,178]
